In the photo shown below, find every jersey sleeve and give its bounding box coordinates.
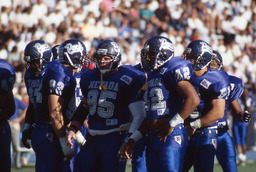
[165,60,194,87]
[229,76,243,102]
[44,63,67,96]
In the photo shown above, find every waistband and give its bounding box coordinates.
[195,126,218,135]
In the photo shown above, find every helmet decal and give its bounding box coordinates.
[64,42,84,56]
[34,42,51,55]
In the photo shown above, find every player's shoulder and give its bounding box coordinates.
[133,63,142,71]
[45,59,65,75]
[0,59,16,92]
[0,59,15,77]
[167,56,193,69]
[120,65,145,77]
[205,69,230,88]
[229,74,242,84]
[81,67,98,80]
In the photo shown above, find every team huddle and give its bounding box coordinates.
[0,36,251,172]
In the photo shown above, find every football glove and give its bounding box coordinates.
[242,110,251,123]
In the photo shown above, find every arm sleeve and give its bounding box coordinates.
[128,101,146,133]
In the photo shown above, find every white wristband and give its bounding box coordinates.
[129,130,143,142]
[169,113,184,127]
[75,132,86,146]
[190,119,201,130]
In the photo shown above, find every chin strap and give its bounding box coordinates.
[99,73,108,90]
[141,72,148,91]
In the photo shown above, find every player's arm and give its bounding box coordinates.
[127,101,146,134]
[157,80,200,141]
[0,90,15,121]
[21,101,35,148]
[48,94,66,137]
[118,100,146,161]
[189,99,225,131]
[175,81,200,120]
[230,99,251,123]
[67,97,89,148]
[48,94,74,160]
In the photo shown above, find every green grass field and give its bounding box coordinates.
[11,162,256,172]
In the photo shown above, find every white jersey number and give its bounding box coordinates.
[87,90,116,118]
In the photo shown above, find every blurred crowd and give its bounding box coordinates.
[1,0,256,153]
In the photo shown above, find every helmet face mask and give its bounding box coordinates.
[93,40,121,74]
[183,40,213,71]
[59,39,89,69]
[141,36,174,72]
[24,40,52,75]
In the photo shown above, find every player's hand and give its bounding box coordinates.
[67,131,76,149]
[118,139,134,161]
[242,110,251,123]
[157,122,174,142]
[118,142,128,161]
[185,125,195,136]
[21,123,33,149]
[59,136,75,161]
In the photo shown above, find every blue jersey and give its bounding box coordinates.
[80,65,145,131]
[218,75,243,128]
[0,59,16,94]
[35,60,76,125]
[24,67,46,107]
[187,68,230,128]
[144,56,194,120]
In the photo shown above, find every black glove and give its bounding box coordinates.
[242,110,251,123]
[21,123,34,149]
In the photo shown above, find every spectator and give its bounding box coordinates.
[9,93,27,169]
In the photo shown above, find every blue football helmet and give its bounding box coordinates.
[211,50,223,70]
[52,44,60,60]
[141,36,174,72]
[24,40,52,74]
[59,39,89,69]
[183,40,213,71]
[93,39,121,74]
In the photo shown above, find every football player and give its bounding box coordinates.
[22,40,53,151]
[211,50,251,171]
[232,88,252,166]
[67,39,146,172]
[182,40,230,172]
[131,62,148,172]
[123,36,199,171]
[70,48,90,172]
[0,59,16,172]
